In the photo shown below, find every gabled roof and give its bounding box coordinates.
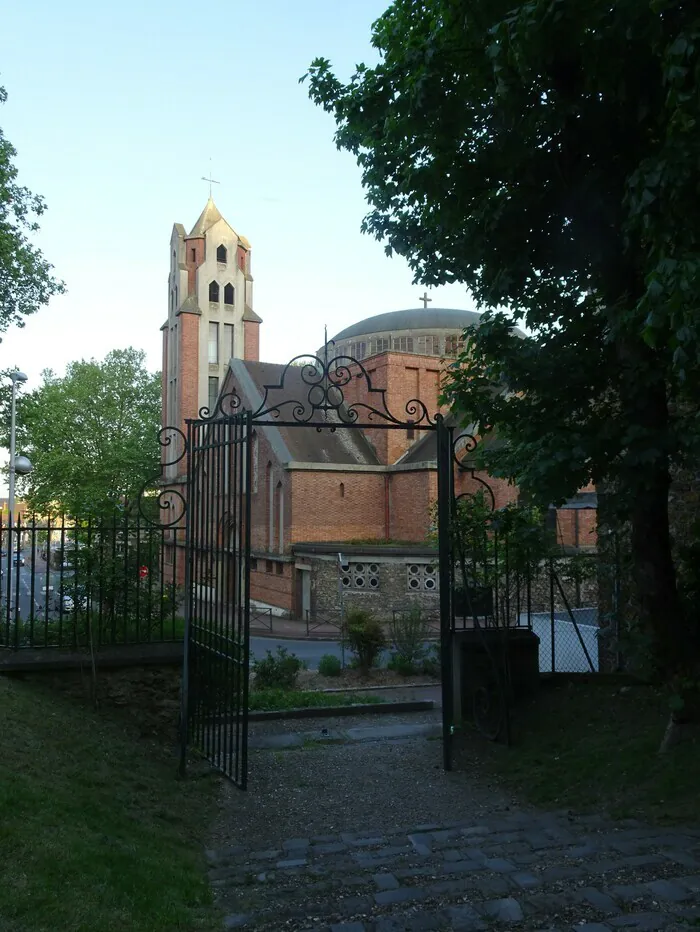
[188,197,224,237]
[227,360,380,466]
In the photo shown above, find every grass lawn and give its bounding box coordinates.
[459,678,700,824]
[249,688,384,712]
[0,676,219,932]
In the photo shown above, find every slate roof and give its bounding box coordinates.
[331,308,482,342]
[234,361,381,466]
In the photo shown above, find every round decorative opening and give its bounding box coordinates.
[369,576,379,589]
[424,577,436,590]
[354,575,366,588]
[408,577,420,590]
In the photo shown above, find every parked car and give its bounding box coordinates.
[61,589,87,612]
[12,554,25,567]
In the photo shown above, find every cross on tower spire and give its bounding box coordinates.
[419,290,432,309]
[201,158,220,198]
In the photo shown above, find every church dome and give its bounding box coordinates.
[329,307,481,361]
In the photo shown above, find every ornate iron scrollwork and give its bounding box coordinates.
[136,425,188,528]
[198,342,439,429]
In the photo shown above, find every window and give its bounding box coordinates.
[339,482,345,498]
[418,335,440,355]
[369,337,390,356]
[224,282,234,305]
[250,558,258,571]
[393,336,414,352]
[445,335,463,356]
[165,546,173,566]
[340,561,379,591]
[216,244,227,263]
[208,322,219,364]
[265,559,273,574]
[191,247,196,261]
[208,376,218,414]
[407,563,438,592]
[224,323,234,360]
[209,281,220,303]
[275,562,284,576]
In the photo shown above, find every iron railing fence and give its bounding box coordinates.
[0,516,185,650]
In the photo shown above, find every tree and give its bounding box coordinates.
[0,86,64,331]
[1,348,161,517]
[305,1,700,683]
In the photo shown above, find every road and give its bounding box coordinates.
[250,636,351,669]
[0,540,71,622]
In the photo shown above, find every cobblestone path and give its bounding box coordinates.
[207,718,700,931]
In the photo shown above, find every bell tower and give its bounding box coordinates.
[161,198,262,450]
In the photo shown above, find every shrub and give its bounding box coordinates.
[343,607,386,674]
[387,652,419,676]
[388,604,430,669]
[252,647,303,691]
[318,653,342,677]
[421,642,442,678]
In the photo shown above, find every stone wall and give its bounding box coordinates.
[308,551,441,622]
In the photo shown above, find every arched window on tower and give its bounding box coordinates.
[209,281,220,303]
[224,283,235,306]
[216,244,227,263]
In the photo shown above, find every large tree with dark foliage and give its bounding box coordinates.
[305,1,700,687]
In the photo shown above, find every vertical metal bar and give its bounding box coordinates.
[179,420,194,777]
[13,517,21,647]
[97,520,104,648]
[549,556,556,672]
[436,416,453,772]
[223,420,234,778]
[230,417,240,781]
[122,510,129,643]
[240,411,253,790]
[29,518,36,645]
[110,518,117,643]
[43,516,51,646]
[135,511,141,642]
[86,518,93,651]
[58,515,65,647]
[159,528,166,640]
[214,419,224,773]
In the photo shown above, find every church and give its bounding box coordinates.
[160,198,596,622]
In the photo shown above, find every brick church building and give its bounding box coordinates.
[161,198,596,622]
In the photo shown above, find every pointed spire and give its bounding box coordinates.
[188,197,223,237]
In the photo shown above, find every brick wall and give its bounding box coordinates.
[290,470,386,543]
[185,236,204,295]
[389,470,436,541]
[244,320,260,362]
[177,311,200,430]
[340,353,445,464]
[250,557,293,612]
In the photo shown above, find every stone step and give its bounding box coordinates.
[210,815,700,931]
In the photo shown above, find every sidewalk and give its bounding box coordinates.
[250,614,341,640]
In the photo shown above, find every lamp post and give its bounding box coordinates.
[7,372,32,587]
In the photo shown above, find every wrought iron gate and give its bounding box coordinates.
[180,411,252,787]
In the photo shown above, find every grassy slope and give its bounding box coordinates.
[0,677,218,932]
[462,680,700,824]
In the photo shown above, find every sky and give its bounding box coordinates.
[0,0,477,394]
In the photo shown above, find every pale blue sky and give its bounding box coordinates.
[0,0,475,389]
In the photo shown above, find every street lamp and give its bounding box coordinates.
[7,372,32,585]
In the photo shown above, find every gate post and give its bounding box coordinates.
[436,415,454,771]
[179,420,194,777]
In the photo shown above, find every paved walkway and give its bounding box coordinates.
[208,716,700,931]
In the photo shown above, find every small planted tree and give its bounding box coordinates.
[343,607,386,674]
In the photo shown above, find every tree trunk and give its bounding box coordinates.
[628,451,684,678]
